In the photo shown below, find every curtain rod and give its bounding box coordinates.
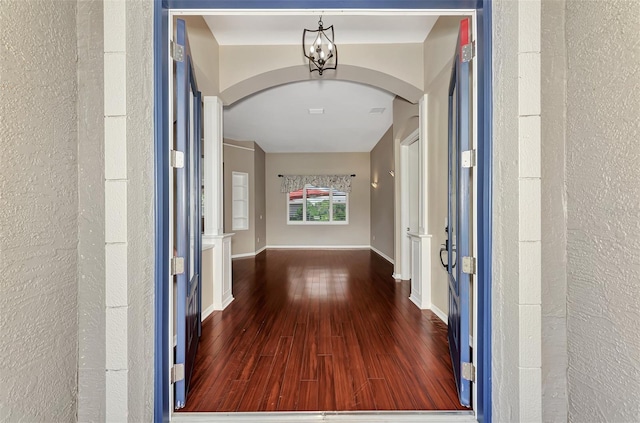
[277,174,356,177]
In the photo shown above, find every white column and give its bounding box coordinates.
[407,95,432,309]
[408,233,433,309]
[203,96,234,310]
[203,96,224,236]
[418,95,429,235]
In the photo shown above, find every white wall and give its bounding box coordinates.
[565,0,640,420]
[266,153,371,247]
[492,0,543,420]
[104,1,155,421]
[0,1,79,421]
[393,97,419,274]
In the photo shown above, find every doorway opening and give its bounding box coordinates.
[154,3,492,423]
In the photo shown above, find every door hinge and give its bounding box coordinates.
[170,363,185,383]
[462,256,477,275]
[462,149,477,168]
[170,150,185,168]
[462,362,475,382]
[170,256,185,275]
[461,41,475,63]
[171,42,185,62]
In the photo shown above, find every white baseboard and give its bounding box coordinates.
[232,246,267,259]
[409,293,424,309]
[219,296,234,310]
[266,244,370,250]
[201,304,215,322]
[370,246,395,265]
[232,252,254,259]
[430,303,448,324]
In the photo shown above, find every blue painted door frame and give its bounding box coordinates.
[153,1,492,421]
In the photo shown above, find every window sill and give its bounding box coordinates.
[287,221,349,226]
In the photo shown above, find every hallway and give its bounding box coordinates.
[180,249,464,412]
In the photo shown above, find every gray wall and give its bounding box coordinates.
[424,16,460,316]
[224,140,256,255]
[176,15,220,96]
[370,126,395,260]
[565,0,640,421]
[0,1,79,421]
[254,143,267,252]
[266,153,371,247]
[541,0,568,421]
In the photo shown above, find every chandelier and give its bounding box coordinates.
[302,17,338,76]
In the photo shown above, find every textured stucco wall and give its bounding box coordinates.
[541,0,568,421]
[370,126,395,260]
[77,0,106,421]
[125,0,155,420]
[0,1,79,421]
[492,0,524,420]
[565,1,640,421]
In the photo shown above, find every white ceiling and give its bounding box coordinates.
[203,14,436,152]
[223,80,394,153]
[203,15,438,45]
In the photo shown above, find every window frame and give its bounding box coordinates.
[287,184,349,225]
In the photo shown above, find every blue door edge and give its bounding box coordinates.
[153,2,492,422]
[153,0,170,421]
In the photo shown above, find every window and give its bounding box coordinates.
[288,184,348,224]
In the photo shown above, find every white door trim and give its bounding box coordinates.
[396,128,419,281]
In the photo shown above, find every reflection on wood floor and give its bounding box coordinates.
[180,249,466,412]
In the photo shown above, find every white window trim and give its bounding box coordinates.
[287,184,349,225]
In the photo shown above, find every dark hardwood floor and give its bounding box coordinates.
[179,249,466,412]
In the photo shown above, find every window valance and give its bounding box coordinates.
[280,174,353,193]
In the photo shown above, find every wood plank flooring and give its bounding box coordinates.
[179,249,466,412]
